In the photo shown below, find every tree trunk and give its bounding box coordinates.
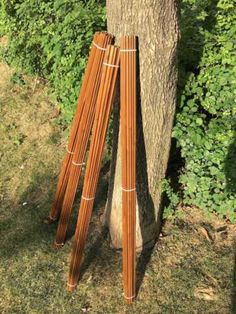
[105,0,179,250]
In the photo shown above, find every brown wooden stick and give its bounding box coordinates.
[67,45,120,291]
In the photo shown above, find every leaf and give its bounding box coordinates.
[196,118,203,125]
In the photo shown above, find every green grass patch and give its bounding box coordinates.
[0,65,235,313]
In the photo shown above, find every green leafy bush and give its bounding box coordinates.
[1,0,106,124]
[172,0,236,222]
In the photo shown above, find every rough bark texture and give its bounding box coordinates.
[105,0,179,249]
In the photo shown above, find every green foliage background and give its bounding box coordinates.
[0,0,235,221]
[170,0,236,222]
[0,0,106,124]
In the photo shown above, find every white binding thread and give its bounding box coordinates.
[67,282,77,288]
[120,49,137,52]
[121,187,136,192]
[103,62,119,68]
[55,242,64,246]
[124,295,135,299]
[93,42,106,51]
[72,161,84,166]
[82,195,95,201]
[66,146,74,154]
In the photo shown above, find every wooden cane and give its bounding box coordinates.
[67,45,120,291]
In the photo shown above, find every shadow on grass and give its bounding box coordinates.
[0,159,109,259]
[0,170,59,260]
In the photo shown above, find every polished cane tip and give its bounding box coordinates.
[124,295,135,304]
[53,241,64,249]
[67,283,76,292]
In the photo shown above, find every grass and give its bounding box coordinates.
[0,63,235,313]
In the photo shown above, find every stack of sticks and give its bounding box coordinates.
[46,33,137,303]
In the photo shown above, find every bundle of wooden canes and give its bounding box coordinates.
[47,33,137,303]
[67,44,120,292]
[54,32,114,247]
[45,31,113,225]
[120,36,137,303]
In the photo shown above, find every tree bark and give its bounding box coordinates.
[105,0,179,250]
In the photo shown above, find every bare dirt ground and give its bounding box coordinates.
[0,63,235,313]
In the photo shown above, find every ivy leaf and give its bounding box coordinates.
[196,118,203,126]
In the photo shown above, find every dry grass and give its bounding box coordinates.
[0,64,235,313]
